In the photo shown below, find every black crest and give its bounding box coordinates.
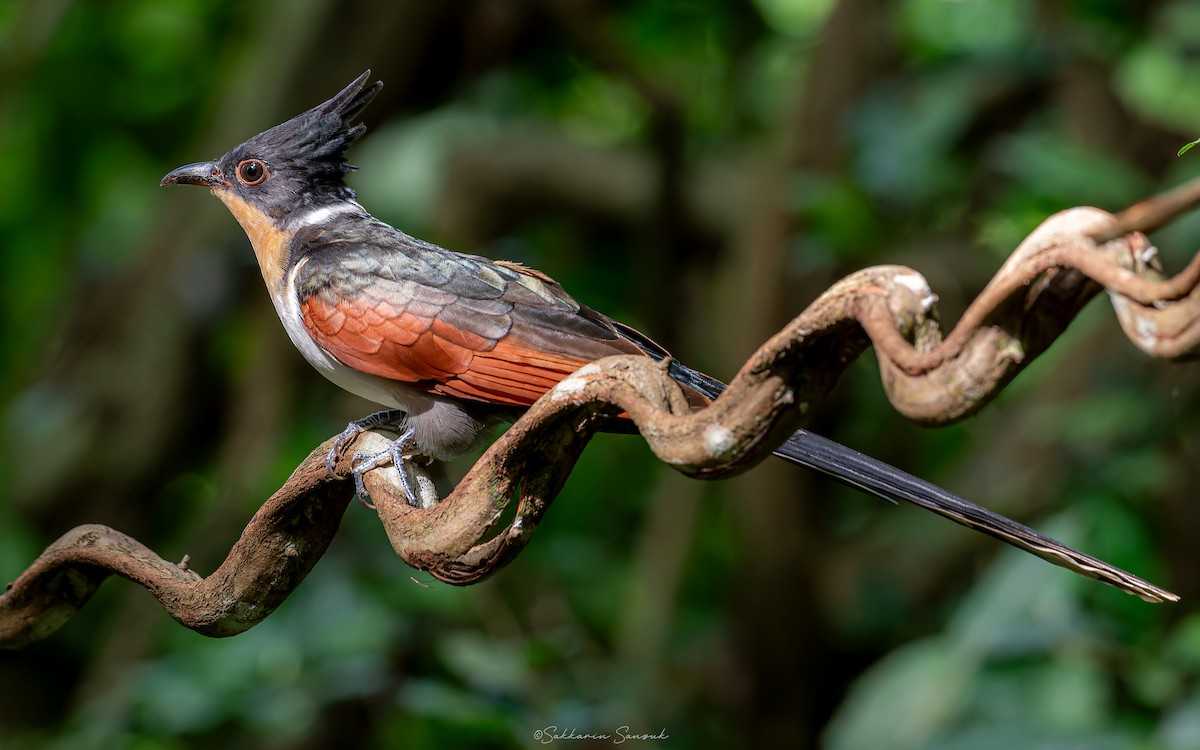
[233,70,383,191]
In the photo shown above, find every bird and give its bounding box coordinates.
[161,70,1176,603]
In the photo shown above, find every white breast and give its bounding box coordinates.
[274,258,421,413]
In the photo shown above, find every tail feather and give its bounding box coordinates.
[666,360,1177,603]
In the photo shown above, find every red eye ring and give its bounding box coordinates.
[236,159,268,186]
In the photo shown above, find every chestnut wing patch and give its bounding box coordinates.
[296,246,641,406]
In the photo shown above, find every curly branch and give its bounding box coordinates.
[0,452,354,648]
[3,186,1199,648]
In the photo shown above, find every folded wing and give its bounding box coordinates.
[296,241,648,406]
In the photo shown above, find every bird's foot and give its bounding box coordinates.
[326,409,409,476]
[350,427,432,509]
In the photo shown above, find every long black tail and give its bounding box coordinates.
[665,360,1177,603]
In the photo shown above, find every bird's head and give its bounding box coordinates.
[161,70,383,226]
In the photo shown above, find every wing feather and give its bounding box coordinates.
[295,239,650,407]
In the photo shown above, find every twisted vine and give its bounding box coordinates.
[3,184,1199,648]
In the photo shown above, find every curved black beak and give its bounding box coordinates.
[161,161,221,187]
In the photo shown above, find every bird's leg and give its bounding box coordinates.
[325,409,409,475]
[351,427,421,508]
[326,410,424,508]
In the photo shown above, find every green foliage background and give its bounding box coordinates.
[2,1,1199,748]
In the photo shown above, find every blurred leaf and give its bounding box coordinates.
[438,632,533,697]
[753,0,836,38]
[1115,2,1200,132]
[823,639,973,750]
[1158,695,1200,750]
[827,517,1102,749]
[991,131,1150,209]
[900,0,1035,57]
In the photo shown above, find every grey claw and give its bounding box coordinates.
[325,409,408,477]
[326,422,364,476]
[351,462,376,509]
[349,428,418,507]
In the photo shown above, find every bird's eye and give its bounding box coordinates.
[236,159,268,186]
